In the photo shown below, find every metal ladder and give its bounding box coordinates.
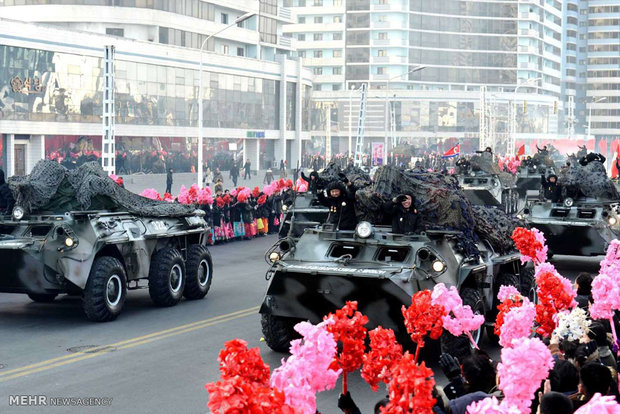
[354,83,368,167]
[102,45,116,175]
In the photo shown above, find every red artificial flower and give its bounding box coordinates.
[361,327,403,392]
[324,301,369,374]
[511,227,543,264]
[237,193,248,203]
[223,194,231,205]
[217,339,271,384]
[285,179,293,188]
[535,269,576,337]
[252,186,260,198]
[495,296,523,337]
[257,195,267,205]
[401,290,445,350]
[216,196,225,208]
[381,352,436,414]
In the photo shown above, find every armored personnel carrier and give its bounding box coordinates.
[260,223,533,354]
[456,153,518,214]
[516,150,556,199]
[0,161,213,321]
[278,192,328,239]
[261,166,532,356]
[521,159,620,256]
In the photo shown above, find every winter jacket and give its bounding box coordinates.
[382,197,420,234]
[0,170,14,214]
[317,181,358,230]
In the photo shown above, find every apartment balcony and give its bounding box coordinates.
[313,74,345,83]
[519,62,539,70]
[519,12,541,22]
[371,38,407,47]
[303,57,345,67]
[370,3,406,12]
[371,55,408,64]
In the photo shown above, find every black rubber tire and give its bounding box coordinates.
[261,313,301,353]
[27,293,57,303]
[441,288,484,360]
[148,248,185,307]
[82,256,127,322]
[183,245,213,300]
[520,267,537,304]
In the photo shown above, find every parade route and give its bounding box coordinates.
[0,235,604,413]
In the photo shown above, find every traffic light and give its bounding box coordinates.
[553,101,558,114]
[523,100,527,113]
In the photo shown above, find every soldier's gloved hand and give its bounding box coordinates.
[338,172,349,184]
[337,392,359,413]
[396,194,408,204]
[439,353,461,381]
[323,189,328,198]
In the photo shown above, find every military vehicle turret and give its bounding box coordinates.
[0,161,213,321]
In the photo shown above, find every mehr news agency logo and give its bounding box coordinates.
[9,395,113,407]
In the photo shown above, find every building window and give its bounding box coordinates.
[314,16,323,23]
[298,16,306,23]
[221,13,228,24]
[378,0,388,4]
[377,15,386,22]
[378,32,387,40]
[333,32,342,40]
[237,47,245,57]
[377,67,386,74]
[314,33,323,41]
[333,84,341,90]
[299,51,306,58]
[106,28,124,37]
[378,49,386,56]
[313,67,323,75]
[333,50,342,57]
[222,44,229,54]
[333,67,342,75]
[314,50,323,58]
[334,16,342,23]
[298,33,306,41]
[314,0,323,5]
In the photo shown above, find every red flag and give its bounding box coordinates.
[442,144,460,158]
[516,144,525,158]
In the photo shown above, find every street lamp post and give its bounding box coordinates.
[587,96,606,143]
[510,77,541,156]
[197,12,255,186]
[384,65,425,165]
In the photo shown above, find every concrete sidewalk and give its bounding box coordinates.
[120,170,296,195]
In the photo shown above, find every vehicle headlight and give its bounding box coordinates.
[281,204,288,212]
[12,206,24,221]
[609,217,618,226]
[563,198,574,207]
[269,252,280,263]
[64,238,74,247]
[355,221,373,238]
[432,260,446,273]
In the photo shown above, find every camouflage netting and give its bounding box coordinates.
[352,166,521,256]
[9,160,195,217]
[317,162,372,190]
[558,160,619,200]
[469,152,517,187]
[531,152,556,171]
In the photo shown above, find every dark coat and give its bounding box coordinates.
[541,174,562,203]
[166,171,173,187]
[0,169,14,214]
[317,181,358,230]
[382,199,420,234]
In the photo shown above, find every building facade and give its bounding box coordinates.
[0,0,297,61]
[286,0,574,157]
[0,18,312,176]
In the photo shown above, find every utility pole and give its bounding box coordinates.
[479,86,489,151]
[102,45,115,175]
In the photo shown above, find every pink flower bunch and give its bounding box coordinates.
[467,396,520,414]
[238,187,252,200]
[270,319,341,414]
[499,298,535,348]
[574,393,620,414]
[497,285,521,302]
[295,177,308,193]
[497,337,554,413]
[431,284,484,337]
[590,241,620,320]
[140,188,161,200]
[196,188,213,205]
[498,156,522,174]
[177,185,192,204]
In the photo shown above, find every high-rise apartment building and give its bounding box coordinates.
[286,0,563,156]
[0,0,296,61]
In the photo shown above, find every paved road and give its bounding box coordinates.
[0,235,603,414]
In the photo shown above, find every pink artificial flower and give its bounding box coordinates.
[497,337,554,413]
[574,393,620,414]
[499,298,536,348]
[497,285,521,302]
